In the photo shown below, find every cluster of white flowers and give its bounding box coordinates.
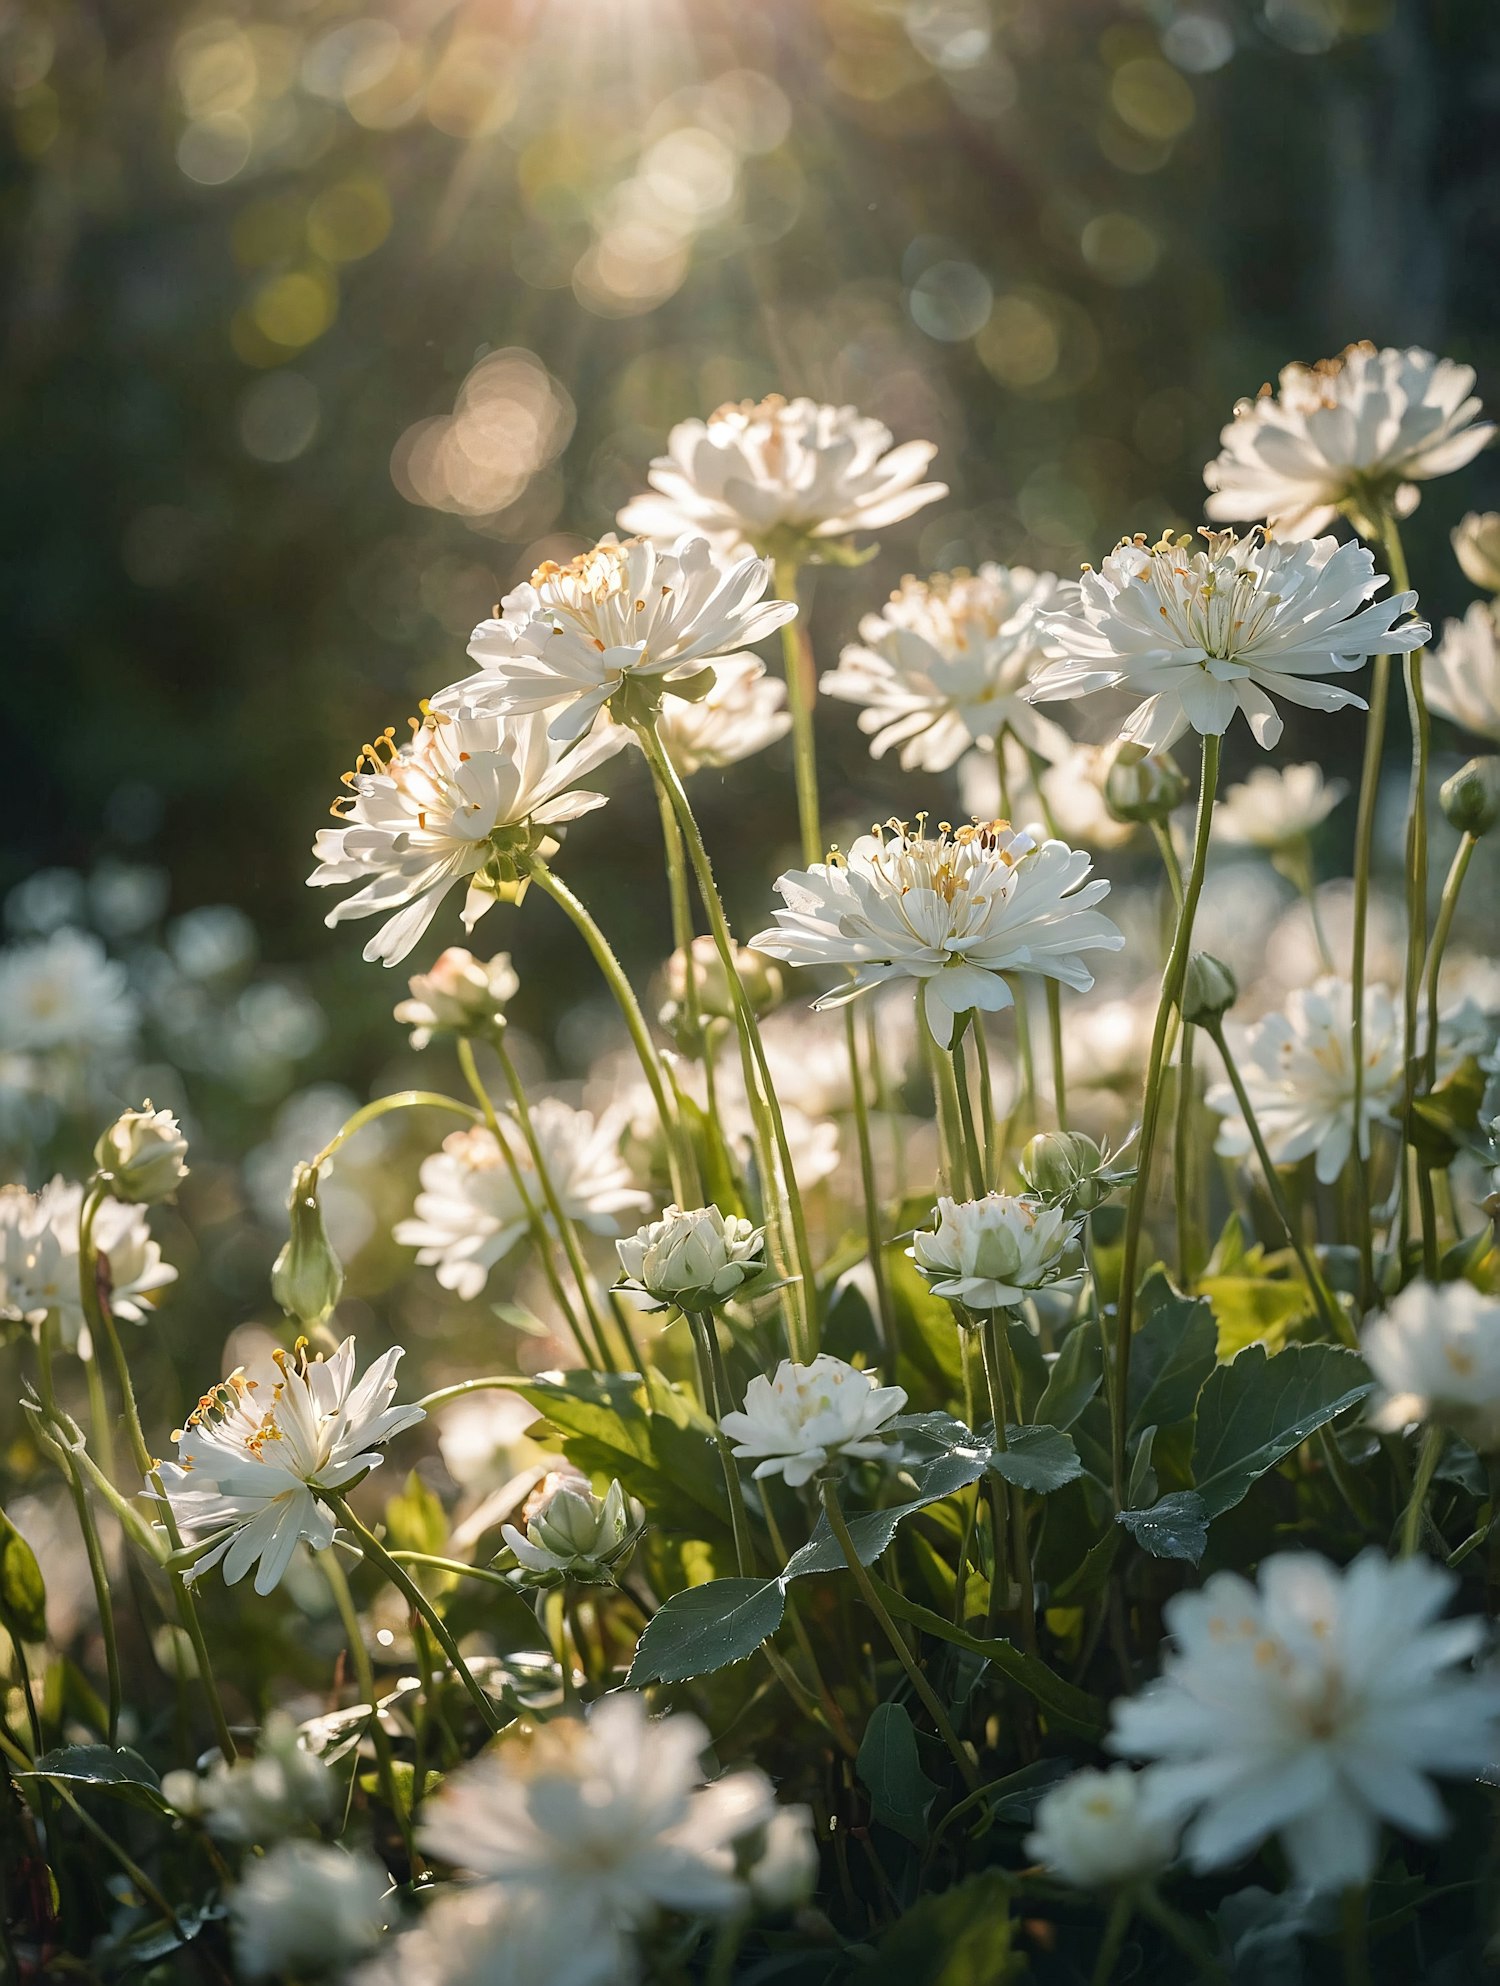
[0,1177,176,1349]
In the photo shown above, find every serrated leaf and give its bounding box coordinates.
[856,1700,937,1844]
[988,1425,1082,1494]
[1117,1490,1209,1564]
[1191,1343,1371,1519]
[782,1451,990,1581]
[1128,1274,1218,1436]
[625,1577,785,1684]
[869,1583,1105,1737]
[22,1745,171,1813]
[0,1509,47,1642]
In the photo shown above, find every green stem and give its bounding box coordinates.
[389,1551,518,1589]
[1399,1424,1446,1558]
[1111,733,1221,1505]
[1338,1884,1372,1986]
[950,1018,988,1199]
[1045,982,1068,1130]
[1280,840,1335,973]
[980,1313,1038,1656]
[311,1092,480,1172]
[773,558,821,868]
[417,1373,529,1411]
[1090,1888,1135,1986]
[148,1467,239,1763]
[1423,834,1477,1093]
[846,1002,896,1365]
[925,1005,966,1197]
[689,1311,758,1578]
[1173,1027,1199,1286]
[323,1550,419,1871]
[1138,1885,1232,1985]
[1348,646,1392,1304]
[1150,819,1186,914]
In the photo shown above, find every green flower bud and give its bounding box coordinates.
[657,935,783,1047]
[271,1163,344,1327]
[1103,742,1190,826]
[1439,757,1500,838]
[501,1474,643,1587]
[1180,951,1238,1026]
[94,1103,189,1204]
[1020,1130,1104,1203]
[1453,512,1500,593]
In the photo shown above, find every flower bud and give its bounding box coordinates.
[93,1103,189,1204]
[1453,512,1500,593]
[910,1193,1078,1311]
[1103,742,1190,825]
[501,1473,643,1586]
[616,1203,766,1312]
[1020,1130,1105,1207]
[1439,757,1500,838]
[270,1163,344,1326]
[1180,951,1238,1026]
[394,948,519,1049]
[657,935,782,1041]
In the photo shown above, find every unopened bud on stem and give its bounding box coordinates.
[1440,758,1500,839]
[94,1103,190,1204]
[271,1163,344,1326]
[1180,952,1238,1027]
[1103,742,1190,826]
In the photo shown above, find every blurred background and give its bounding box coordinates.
[4,0,1500,1674]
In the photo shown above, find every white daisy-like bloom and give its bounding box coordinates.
[420,1694,776,1936]
[819,565,1074,772]
[1452,511,1500,593]
[654,655,791,776]
[1214,763,1348,851]
[1362,1280,1500,1451]
[1203,343,1494,538]
[957,739,1137,853]
[0,929,137,1055]
[229,1839,391,1981]
[1031,528,1426,753]
[749,820,1123,1048]
[154,1337,424,1596]
[616,394,946,556]
[357,1885,628,1986]
[90,1193,178,1328]
[161,1710,334,1844]
[719,1353,907,1487]
[615,1203,765,1312]
[910,1193,1079,1312]
[1024,1767,1177,1889]
[1426,600,1500,744]
[449,536,796,745]
[0,1179,175,1348]
[309,706,624,967]
[394,948,520,1049]
[1110,1551,1500,1890]
[394,1105,650,1302]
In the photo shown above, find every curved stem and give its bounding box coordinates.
[773,558,821,868]
[1149,820,1186,913]
[846,1002,896,1365]
[1045,983,1068,1131]
[418,1373,530,1412]
[1173,1026,1199,1286]
[1090,1888,1135,1986]
[323,1550,420,1871]
[1423,833,1477,1093]
[311,1092,480,1172]
[950,1019,988,1199]
[1399,1424,1446,1558]
[1348,649,1392,1303]
[979,1313,1038,1656]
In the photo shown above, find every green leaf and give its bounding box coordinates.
[1034,1323,1103,1431]
[861,1871,1020,1984]
[1128,1272,1218,1436]
[988,1425,1082,1494]
[21,1745,171,1813]
[0,1509,47,1642]
[625,1577,785,1685]
[1191,1343,1371,1519]
[1117,1490,1209,1564]
[856,1701,937,1844]
[383,1471,447,1559]
[1410,1055,1488,1165]
[782,1451,990,1581]
[1200,1271,1312,1357]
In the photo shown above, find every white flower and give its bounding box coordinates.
[155,1337,424,1595]
[750,821,1123,1048]
[394,1105,649,1302]
[419,1695,775,1935]
[1363,1280,1500,1451]
[1215,763,1348,851]
[747,1804,819,1911]
[1453,512,1500,593]
[1024,1767,1177,1889]
[91,1194,178,1326]
[654,655,791,776]
[1203,344,1493,538]
[450,536,796,744]
[615,1203,765,1311]
[162,1710,333,1843]
[500,1475,643,1583]
[357,1886,627,1986]
[616,394,945,556]
[394,948,520,1049]
[1032,528,1426,753]
[720,1354,907,1487]
[229,1839,391,1981]
[309,707,623,966]
[910,1194,1079,1311]
[1110,1551,1500,1890]
[94,1103,189,1204]
[818,565,1074,772]
[1426,601,1500,744]
[957,739,1137,852]
[0,1179,174,1347]
[0,929,137,1055]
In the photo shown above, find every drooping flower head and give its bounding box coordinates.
[719,1354,907,1486]
[1025,1767,1177,1889]
[1426,601,1500,745]
[155,1337,424,1595]
[450,536,795,744]
[1363,1280,1500,1452]
[617,395,945,559]
[1110,1550,1500,1890]
[310,707,623,966]
[1215,763,1347,852]
[654,655,791,776]
[616,1203,766,1312]
[819,565,1073,772]
[1031,528,1427,752]
[1203,343,1493,538]
[910,1193,1080,1312]
[750,819,1123,1047]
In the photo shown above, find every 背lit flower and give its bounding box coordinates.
[750,821,1122,1047]
[654,655,791,776]
[1203,344,1494,538]
[1110,1551,1500,1890]
[656,934,783,1043]
[720,1354,907,1487]
[1452,512,1500,593]
[617,395,945,558]
[93,1103,189,1205]
[1426,601,1500,744]
[1214,763,1347,851]
[1363,1280,1500,1451]
[910,1193,1078,1311]
[356,1885,626,1986]
[0,1178,175,1347]
[229,1839,391,1981]
[818,565,1072,772]
[1031,528,1426,752]
[450,536,795,744]
[309,707,624,966]
[958,739,1138,852]
[501,1473,643,1585]
[1100,740,1191,827]
[747,1805,819,1911]
[0,929,137,1055]
[615,1203,766,1312]
[162,1710,334,1844]
[1024,1767,1177,1889]
[394,948,520,1049]
[394,1106,649,1302]
[90,1193,179,1327]
[155,1338,424,1595]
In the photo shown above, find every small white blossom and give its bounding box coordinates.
[94,1103,189,1204]
[1203,343,1494,537]
[155,1337,424,1595]
[1025,1767,1177,1889]
[910,1194,1078,1312]
[90,1194,179,1327]
[750,821,1122,1048]
[654,655,791,776]
[615,1203,765,1312]
[1453,512,1500,593]
[1110,1551,1500,1890]
[1214,763,1348,851]
[0,1179,175,1348]
[747,1805,819,1910]
[394,948,520,1049]
[720,1354,907,1487]
[1363,1280,1500,1451]
[1426,601,1500,745]
[357,1885,627,1986]
[229,1839,391,1980]
[162,1710,333,1843]
[1031,528,1426,752]
[500,1474,643,1584]
[818,565,1073,772]
[957,739,1137,852]
[0,929,137,1055]
[617,394,945,556]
